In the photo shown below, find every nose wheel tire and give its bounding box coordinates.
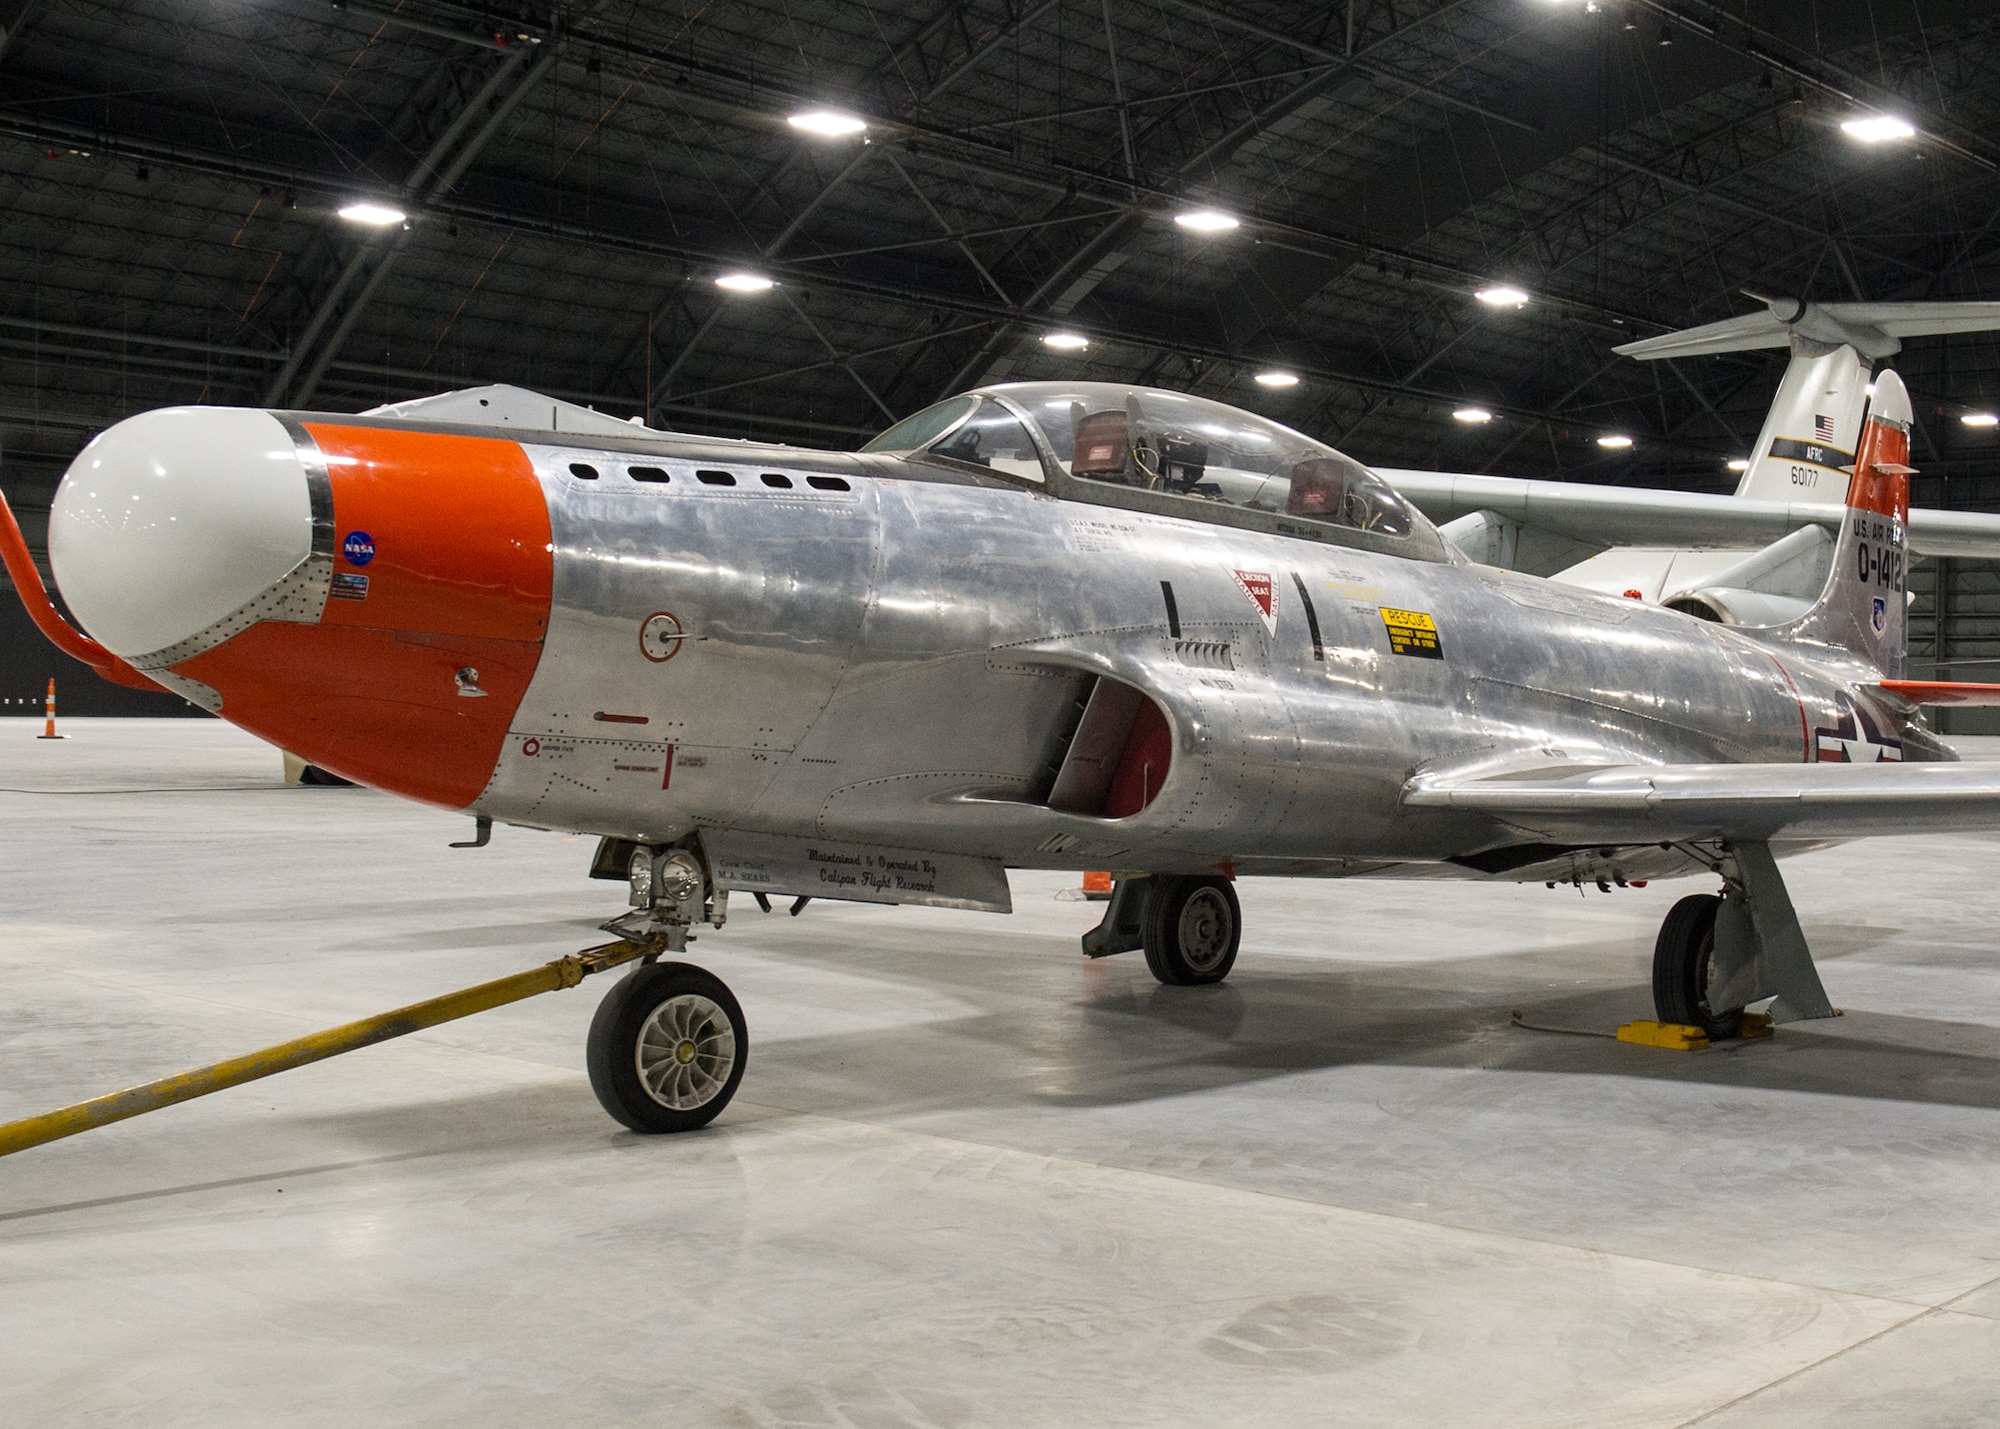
[1652,893,1745,1040]
[587,962,747,1133]
[1141,875,1241,985]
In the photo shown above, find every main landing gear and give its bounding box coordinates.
[1646,840,1837,1034]
[1083,874,1240,985]
[585,840,750,1133]
[1651,894,1743,1040]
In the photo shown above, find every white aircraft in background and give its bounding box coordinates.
[1386,297,2000,625]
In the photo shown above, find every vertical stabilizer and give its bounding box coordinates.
[1731,338,1871,502]
[1775,369,1913,676]
[1611,296,2000,504]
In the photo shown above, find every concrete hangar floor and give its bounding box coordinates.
[3,721,1999,1426]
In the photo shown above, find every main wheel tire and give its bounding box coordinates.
[1141,876,1241,986]
[587,962,747,1133]
[1651,893,1744,1040]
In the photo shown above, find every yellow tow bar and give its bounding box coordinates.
[0,938,657,1159]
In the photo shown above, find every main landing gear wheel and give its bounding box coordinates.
[1142,875,1241,986]
[587,962,747,1133]
[1652,893,1745,1040]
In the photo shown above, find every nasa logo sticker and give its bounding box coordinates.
[1872,596,1888,634]
[342,530,377,567]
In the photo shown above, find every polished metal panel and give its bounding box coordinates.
[448,383,1954,889]
[477,444,882,837]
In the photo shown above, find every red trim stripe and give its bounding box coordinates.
[1767,654,1812,763]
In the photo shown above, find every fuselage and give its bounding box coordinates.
[47,395,1942,890]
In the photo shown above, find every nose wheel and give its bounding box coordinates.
[586,962,747,1132]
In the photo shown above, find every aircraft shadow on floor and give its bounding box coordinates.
[729,935,2000,1118]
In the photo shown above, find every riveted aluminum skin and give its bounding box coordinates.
[467,422,1945,885]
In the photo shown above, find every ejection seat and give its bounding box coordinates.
[1286,458,1351,523]
[1071,410,1131,480]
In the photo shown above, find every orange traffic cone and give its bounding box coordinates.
[36,677,63,739]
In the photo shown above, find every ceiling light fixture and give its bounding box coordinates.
[1475,284,1530,306]
[787,109,867,137]
[1042,331,1089,350]
[1254,370,1299,388]
[1597,434,1634,449]
[1841,115,1917,143]
[1962,412,1999,427]
[337,201,407,226]
[1174,208,1240,233]
[1452,407,1494,424]
[714,271,775,293]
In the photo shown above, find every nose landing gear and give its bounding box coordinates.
[587,838,749,1132]
[586,962,747,1133]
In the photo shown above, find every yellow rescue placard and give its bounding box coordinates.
[1379,606,1443,660]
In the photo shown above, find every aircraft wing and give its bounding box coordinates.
[1402,761,2000,844]
[1905,507,2000,559]
[1381,468,2000,559]
[1611,298,2000,360]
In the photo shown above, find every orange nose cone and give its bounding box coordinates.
[173,423,554,807]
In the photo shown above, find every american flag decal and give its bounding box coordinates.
[1814,413,1836,442]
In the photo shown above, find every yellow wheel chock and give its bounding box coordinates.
[1615,1020,1711,1050]
[1614,1012,1775,1051]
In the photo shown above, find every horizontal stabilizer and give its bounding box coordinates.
[1404,760,2000,844]
[1874,681,2000,707]
[1615,296,2000,361]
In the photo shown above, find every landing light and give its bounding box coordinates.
[1475,285,1529,307]
[1962,412,1999,427]
[338,201,407,226]
[1042,331,1089,350]
[1254,370,1299,388]
[1175,208,1239,233]
[715,271,775,293]
[1841,115,1917,143]
[1726,458,1751,471]
[1452,407,1493,424]
[1597,434,1633,449]
[787,109,867,138]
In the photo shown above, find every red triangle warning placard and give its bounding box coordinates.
[1233,569,1277,636]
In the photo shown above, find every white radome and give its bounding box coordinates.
[49,408,312,657]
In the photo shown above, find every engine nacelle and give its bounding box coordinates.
[1662,586,1812,627]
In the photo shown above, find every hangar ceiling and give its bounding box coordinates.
[8,0,2000,557]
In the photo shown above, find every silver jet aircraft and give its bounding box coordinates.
[10,368,2000,1133]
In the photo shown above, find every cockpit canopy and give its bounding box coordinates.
[861,381,1448,561]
